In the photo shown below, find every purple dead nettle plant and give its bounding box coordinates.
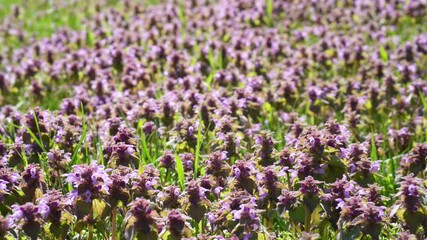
[179,152,195,173]
[9,202,48,240]
[258,166,284,207]
[161,209,192,238]
[183,180,211,223]
[159,150,176,172]
[277,189,299,214]
[253,131,277,166]
[300,176,322,221]
[64,161,111,218]
[20,164,46,202]
[158,185,181,209]
[391,175,427,234]
[205,151,231,187]
[131,164,160,200]
[231,159,258,194]
[400,143,427,176]
[321,176,359,228]
[231,197,265,239]
[108,142,138,168]
[0,216,13,239]
[108,166,136,207]
[0,0,426,238]
[352,202,386,240]
[0,166,20,204]
[47,149,71,185]
[124,197,159,239]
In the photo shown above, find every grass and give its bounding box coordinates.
[194,114,204,179]
[174,152,185,190]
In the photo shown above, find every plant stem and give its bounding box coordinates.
[194,220,199,235]
[89,207,94,240]
[89,225,93,240]
[305,206,311,232]
[165,169,169,184]
[111,206,117,240]
[57,170,64,191]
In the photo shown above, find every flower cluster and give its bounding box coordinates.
[0,0,426,239]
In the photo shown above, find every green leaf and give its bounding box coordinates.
[289,206,305,224]
[92,199,107,218]
[75,200,91,220]
[337,226,361,240]
[194,114,203,179]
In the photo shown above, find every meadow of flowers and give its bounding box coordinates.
[0,0,426,239]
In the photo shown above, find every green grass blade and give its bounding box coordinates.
[71,121,87,166]
[71,105,87,166]
[141,133,153,164]
[420,91,427,140]
[24,126,46,152]
[379,46,388,62]
[194,116,203,179]
[174,152,185,190]
[370,132,378,161]
[32,111,47,152]
[266,0,273,27]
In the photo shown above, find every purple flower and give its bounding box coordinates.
[231,198,260,231]
[185,180,208,206]
[337,196,363,221]
[359,184,384,205]
[159,150,175,170]
[259,166,281,202]
[329,176,357,201]
[37,190,67,223]
[206,151,230,178]
[47,149,71,173]
[127,198,158,234]
[64,161,111,203]
[132,164,160,197]
[108,167,136,206]
[159,185,181,209]
[166,210,190,237]
[142,121,157,135]
[21,164,46,201]
[400,143,427,175]
[179,152,195,172]
[340,142,368,161]
[396,175,426,212]
[0,216,12,238]
[232,160,255,181]
[358,202,386,224]
[110,143,137,167]
[278,190,299,211]
[253,131,276,166]
[113,127,135,145]
[10,202,45,239]
[300,176,321,195]
[0,167,19,192]
[295,153,325,179]
[278,147,296,167]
